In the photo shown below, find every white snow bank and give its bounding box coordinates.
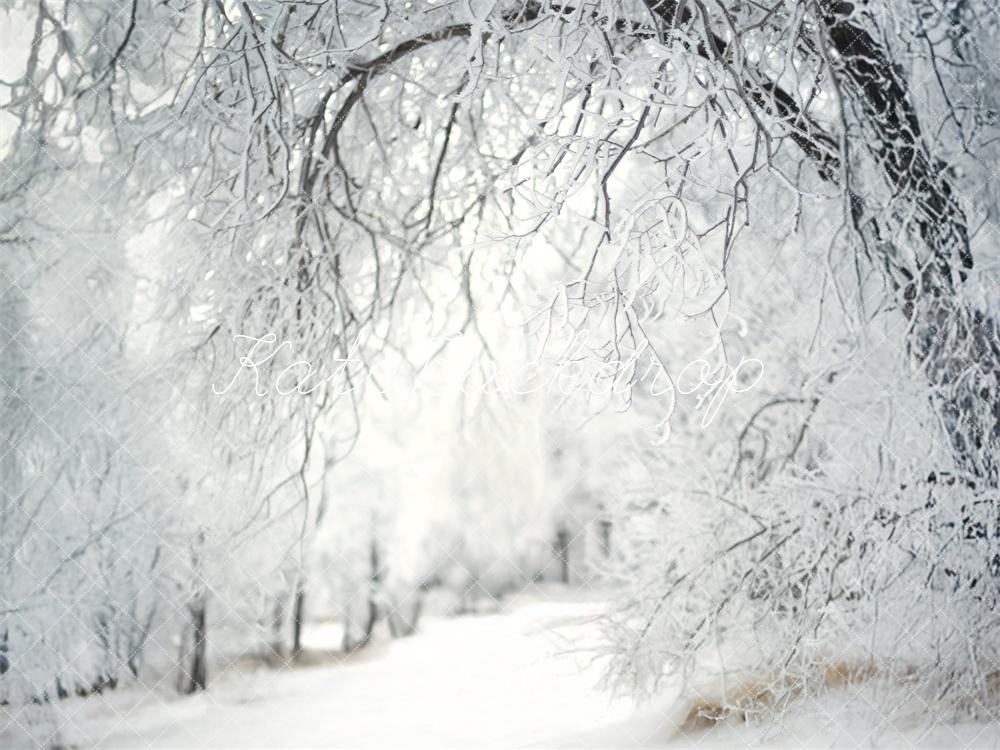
[3,594,998,748]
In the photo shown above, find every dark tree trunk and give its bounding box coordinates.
[387,594,423,639]
[341,538,381,652]
[127,601,157,680]
[554,528,571,584]
[599,518,613,558]
[648,0,1000,488]
[269,596,286,661]
[363,537,381,640]
[291,583,305,659]
[908,299,1000,484]
[641,0,998,486]
[821,3,999,487]
[181,595,208,694]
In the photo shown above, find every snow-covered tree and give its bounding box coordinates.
[4,0,1000,735]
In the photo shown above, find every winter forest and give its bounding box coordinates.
[2,0,1000,747]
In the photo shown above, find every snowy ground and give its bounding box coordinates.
[4,594,1000,749]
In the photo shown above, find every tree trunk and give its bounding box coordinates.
[821,3,998,487]
[341,538,381,652]
[180,595,208,694]
[1,262,23,692]
[554,527,571,584]
[291,583,305,659]
[908,298,1000,484]
[362,537,381,641]
[635,1,997,484]
[269,596,286,661]
[599,518,613,558]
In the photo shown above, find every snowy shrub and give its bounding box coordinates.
[600,255,1000,718]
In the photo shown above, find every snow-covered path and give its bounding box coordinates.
[9,596,1000,749]
[52,597,658,749]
